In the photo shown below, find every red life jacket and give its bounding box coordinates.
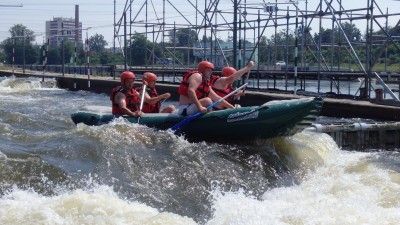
[136,86,161,113]
[110,86,140,115]
[210,76,235,103]
[210,75,220,85]
[178,70,211,99]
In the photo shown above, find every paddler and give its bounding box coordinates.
[177,61,235,116]
[211,61,254,109]
[110,71,144,117]
[136,72,176,113]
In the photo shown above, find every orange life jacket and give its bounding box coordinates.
[110,86,140,115]
[178,70,211,99]
[136,86,161,113]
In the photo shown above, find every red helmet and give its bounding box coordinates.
[197,61,214,73]
[142,72,157,83]
[222,67,237,77]
[120,71,135,83]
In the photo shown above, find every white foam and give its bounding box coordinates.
[207,132,400,225]
[0,186,197,225]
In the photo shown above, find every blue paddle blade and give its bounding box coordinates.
[171,111,201,131]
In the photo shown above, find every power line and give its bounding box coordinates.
[0,4,23,7]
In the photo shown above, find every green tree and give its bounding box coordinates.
[3,37,38,64]
[129,32,162,66]
[169,28,198,47]
[89,34,108,52]
[47,46,61,64]
[9,24,35,42]
[258,36,268,64]
[313,22,362,45]
[84,50,115,66]
[168,28,198,64]
[368,25,400,67]
[99,51,113,65]
[2,24,38,64]
[311,22,362,65]
[45,38,76,65]
[267,30,295,63]
[129,32,148,66]
[0,51,5,64]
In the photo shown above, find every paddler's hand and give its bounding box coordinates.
[247,61,254,68]
[234,91,245,100]
[134,111,143,117]
[162,93,171,99]
[199,106,207,114]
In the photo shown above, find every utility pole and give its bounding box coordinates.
[23,32,26,74]
[62,22,65,76]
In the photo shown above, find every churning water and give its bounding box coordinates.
[0,76,399,225]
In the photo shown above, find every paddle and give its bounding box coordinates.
[171,83,248,131]
[137,84,146,123]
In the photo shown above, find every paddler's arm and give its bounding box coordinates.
[209,88,234,109]
[144,92,171,105]
[220,61,254,86]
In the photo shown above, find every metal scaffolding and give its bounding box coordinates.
[113,0,400,100]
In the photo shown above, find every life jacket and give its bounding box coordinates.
[178,70,211,99]
[210,75,235,103]
[110,86,141,115]
[210,75,220,85]
[136,86,161,113]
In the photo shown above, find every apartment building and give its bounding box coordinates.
[45,17,82,46]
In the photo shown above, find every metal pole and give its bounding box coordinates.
[86,30,91,88]
[42,38,49,82]
[124,12,127,71]
[233,0,238,68]
[239,9,242,69]
[257,10,261,89]
[318,0,322,93]
[145,0,148,69]
[12,38,15,75]
[173,22,176,82]
[294,1,299,95]
[285,6,289,91]
[188,25,190,68]
[62,38,65,76]
[23,33,26,74]
[113,0,116,79]
[74,41,77,77]
[73,41,77,89]
[243,1,247,67]
[61,22,65,76]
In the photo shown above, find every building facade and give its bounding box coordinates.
[45,17,82,46]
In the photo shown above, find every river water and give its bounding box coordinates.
[0,76,399,225]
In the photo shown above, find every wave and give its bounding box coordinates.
[0,185,197,225]
[207,132,400,225]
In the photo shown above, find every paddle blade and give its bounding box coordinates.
[171,112,201,131]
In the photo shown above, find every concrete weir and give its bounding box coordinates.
[2,71,400,150]
[305,122,400,150]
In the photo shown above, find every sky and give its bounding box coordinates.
[1,0,399,48]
